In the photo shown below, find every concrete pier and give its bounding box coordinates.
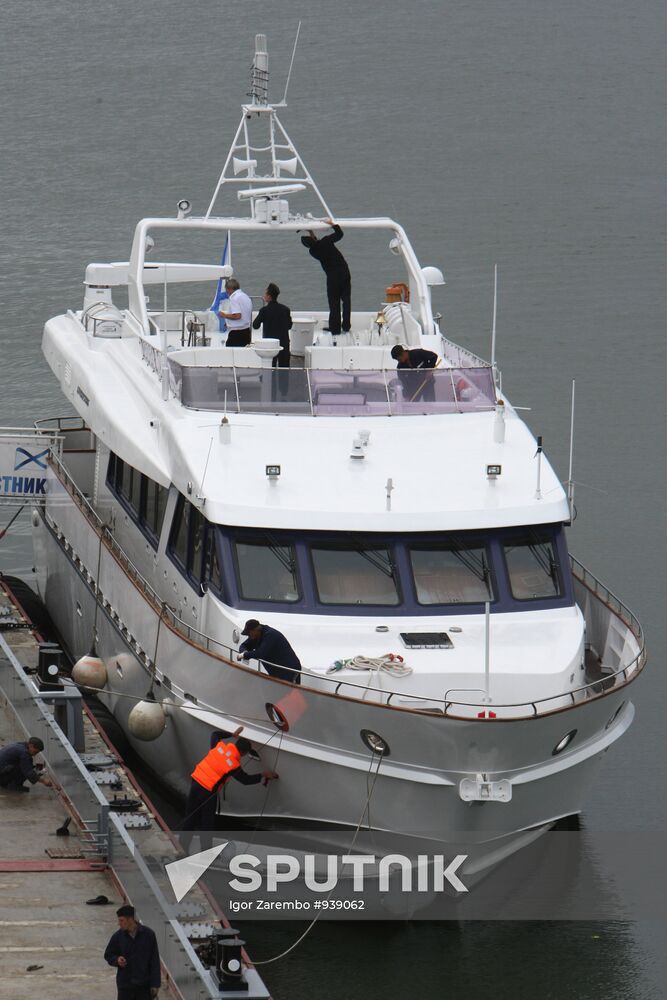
[0,582,271,1000]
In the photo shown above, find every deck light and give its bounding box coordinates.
[176,199,192,219]
[266,464,281,480]
[486,463,502,480]
[389,237,402,256]
[350,436,365,460]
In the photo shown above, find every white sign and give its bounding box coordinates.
[0,432,55,501]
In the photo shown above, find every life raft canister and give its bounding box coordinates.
[385,282,410,303]
[191,741,242,791]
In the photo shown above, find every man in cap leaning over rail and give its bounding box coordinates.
[238,619,302,685]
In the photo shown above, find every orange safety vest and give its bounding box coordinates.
[191,741,242,792]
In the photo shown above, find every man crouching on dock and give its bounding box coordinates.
[0,736,53,791]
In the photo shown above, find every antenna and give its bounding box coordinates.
[534,435,543,500]
[250,33,269,105]
[567,379,576,519]
[278,22,302,106]
[491,263,498,373]
[197,437,214,502]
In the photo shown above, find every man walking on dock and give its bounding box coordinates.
[0,736,52,791]
[104,903,161,1000]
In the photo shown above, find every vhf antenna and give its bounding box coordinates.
[250,34,269,105]
[279,22,302,106]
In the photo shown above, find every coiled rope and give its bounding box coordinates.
[327,653,413,677]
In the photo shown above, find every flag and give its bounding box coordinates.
[209,234,231,333]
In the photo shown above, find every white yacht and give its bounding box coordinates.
[32,36,645,866]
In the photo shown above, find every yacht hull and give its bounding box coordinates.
[33,502,637,853]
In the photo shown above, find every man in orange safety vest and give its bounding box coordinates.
[180,727,277,852]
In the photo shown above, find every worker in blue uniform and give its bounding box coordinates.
[391,344,439,403]
[0,737,52,791]
[239,620,302,684]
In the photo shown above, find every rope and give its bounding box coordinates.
[251,751,384,967]
[180,726,284,829]
[0,503,28,541]
[75,680,271,725]
[327,654,413,678]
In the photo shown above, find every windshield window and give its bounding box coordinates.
[504,531,562,600]
[311,543,400,606]
[410,541,493,605]
[234,536,300,602]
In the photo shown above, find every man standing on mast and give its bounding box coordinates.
[300,217,351,335]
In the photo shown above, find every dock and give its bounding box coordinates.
[0,582,271,1000]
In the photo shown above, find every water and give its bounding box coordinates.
[1,0,665,996]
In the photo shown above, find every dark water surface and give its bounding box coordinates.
[1,1,665,997]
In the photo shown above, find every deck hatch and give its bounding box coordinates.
[399,632,454,649]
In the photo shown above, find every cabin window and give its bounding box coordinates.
[504,530,562,600]
[234,536,300,603]
[190,506,206,578]
[170,496,190,569]
[203,529,223,593]
[144,478,168,542]
[120,461,141,514]
[409,541,493,605]
[311,543,400,606]
[107,453,168,548]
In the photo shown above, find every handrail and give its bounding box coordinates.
[44,449,646,720]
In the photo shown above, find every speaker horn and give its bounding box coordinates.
[232,157,258,176]
[276,157,298,176]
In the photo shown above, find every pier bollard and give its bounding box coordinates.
[215,928,248,992]
[37,642,64,691]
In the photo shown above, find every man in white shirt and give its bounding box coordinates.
[218,279,253,346]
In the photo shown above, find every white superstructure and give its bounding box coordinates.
[33,36,645,870]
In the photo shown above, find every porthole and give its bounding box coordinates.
[266,703,289,731]
[605,702,625,730]
[552,729,577,756]
[360,729,391,756]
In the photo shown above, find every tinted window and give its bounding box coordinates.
[120,461,141,513]
[504,531,562,600]
[235,537,299,602]
[190,506,206,579]
[410,542,493,605]
[170,496,189,568]
[144,478,168,540]
[311,543,400,606]
[203,530,223,593]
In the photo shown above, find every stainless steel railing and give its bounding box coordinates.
[41,442,646,720]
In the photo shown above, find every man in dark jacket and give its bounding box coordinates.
[104,904,160,1000]
[300,217,351,335]
[390,344,440,403]
[239,620,302,685]
[252,283,293,397]
[0,737,52,791]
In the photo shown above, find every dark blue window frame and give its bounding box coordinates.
[231,531,303,605]
[217,523,574,617]
[167,493,226,598]
[106,453,167,550]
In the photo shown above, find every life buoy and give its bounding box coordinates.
[385,282,410,303]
